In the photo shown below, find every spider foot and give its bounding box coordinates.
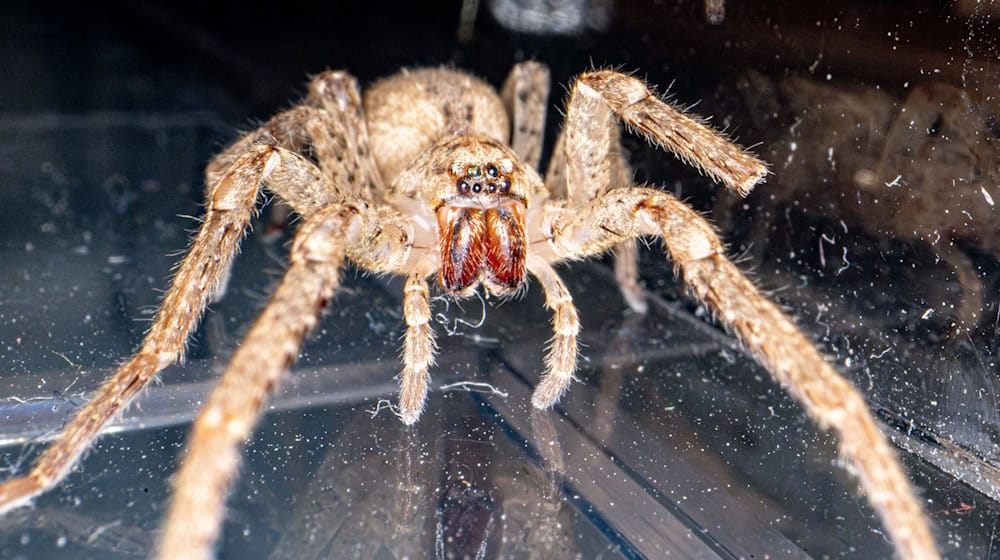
[619,283,649,315]
[614,238,648,314]
[530,374,570,410]
[398,408,422,426]
[396,351,430,426]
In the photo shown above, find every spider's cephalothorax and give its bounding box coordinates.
[0,64,937,560]
[365,69,531,297]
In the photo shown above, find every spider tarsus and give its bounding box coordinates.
[397,372,430,426]
[614,239,648,314]
[530,378,567,410]
[398,408,423,426]
[620,287,649,315]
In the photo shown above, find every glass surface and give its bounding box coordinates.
[0,2,998,558]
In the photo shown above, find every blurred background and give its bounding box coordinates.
[0,1,998,558]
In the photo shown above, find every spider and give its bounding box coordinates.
[0,63,936,559]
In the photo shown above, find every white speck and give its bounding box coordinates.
[627,89,647,104]
[835,246,851,275]
[981,187,995,206]
[439,381,508,398]
[869,347,892,359]
[885,175,902,188]
[263,150,281,178]
[921,308,934,320]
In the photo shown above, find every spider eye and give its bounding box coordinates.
[472,182,483,193]
[486,164,499,178]
[457,179,471,194]
[466,165,481,178]
[498,177,511,193]
[487,183,497,193]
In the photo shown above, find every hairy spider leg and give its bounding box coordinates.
[398,274,436,424]
[526,256,581,408]
[545,69,936,560]
[0,136,337,515]
[156,204,361,560]
[158,70,418,558]
[549,186,937,560]
[501,61,551,170]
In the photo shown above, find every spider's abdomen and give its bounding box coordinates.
[364,68,509,183]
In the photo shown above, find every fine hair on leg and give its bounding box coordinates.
[527,255,580,409]
[156,204,360,560]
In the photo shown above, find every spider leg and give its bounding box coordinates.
[551,74,649,312]
[527,255,580,409]
[501,61,551,171]
[208,72,382,199]
[612,237,646,313]
[544,186,937,560]
[306,70,387,199]
[207,72,382,238]
[609,137,647,314]
[256,75,430,427]
[0,142,339,515]
[206,107,344,213]
[155,204,359,560]
[398,274,437,425]
[556,70,618,206]
[540,125,565,201]
[205,104,363,297]
[573,70,767,195]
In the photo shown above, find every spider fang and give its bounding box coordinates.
[437,202,526,295]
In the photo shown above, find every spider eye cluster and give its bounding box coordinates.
[456,162,512,195]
